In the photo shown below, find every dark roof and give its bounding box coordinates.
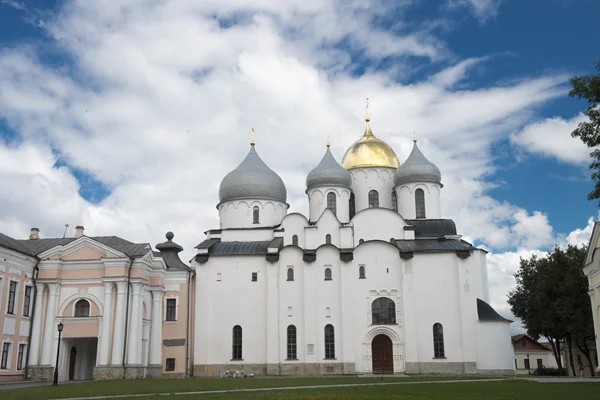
[477,298,512,323]
[20,238,74,255]
[394,238,473,253]
[405,219,457,237]
[155,232,191,271]
[209,241,272,256]
[0,233,36,257]
[195,238,220,249]
[12,236,151,258]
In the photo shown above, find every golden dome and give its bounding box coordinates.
[341,117,400,170]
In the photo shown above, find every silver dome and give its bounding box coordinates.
[394,142,442,186]
[306,146,352,190]
[219,145,287,203]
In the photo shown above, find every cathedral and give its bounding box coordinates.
[191,116,514,375]
[0,116,514,382]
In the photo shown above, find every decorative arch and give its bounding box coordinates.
[364,325,402,343]
[59,292,104,317]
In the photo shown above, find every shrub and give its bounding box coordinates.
[532,366,568,376]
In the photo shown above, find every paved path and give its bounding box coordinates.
[0,381,50,391]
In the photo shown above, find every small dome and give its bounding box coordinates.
[306,145,352,190]
[219,144,287,203]
[341,117,400,170]
[394,141,442,186]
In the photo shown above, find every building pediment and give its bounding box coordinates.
[38,236,128,260]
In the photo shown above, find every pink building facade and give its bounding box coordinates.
[0,228,193,382]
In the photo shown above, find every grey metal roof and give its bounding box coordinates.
[394,142,442,186]
[16,236,151,258]
[405,219,457,237]
[0,233,35,256]
[306,146,351,190]
[219,145,287,203]
[155,232,191,271]
[477,298,512,322]
[20,238,75,255]
[207,241,272,256]
[394,239,474,253]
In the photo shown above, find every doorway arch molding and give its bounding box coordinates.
[362,326,404,374]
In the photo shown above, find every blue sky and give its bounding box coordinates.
[0,0,598,316]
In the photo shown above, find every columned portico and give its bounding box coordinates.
[98,283,114,365]
[41,283,59,365]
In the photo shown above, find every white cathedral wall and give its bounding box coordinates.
[352,208,406,245]
[218,199,287,230]
[280,213,309,248]
[395,183,441,220]
[306,211,341,249]
[475,322,514,371]
[307,187,351,223]
[349,168,396,213]
[220,228,275,242]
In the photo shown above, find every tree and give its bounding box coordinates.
[507,245,592,375]
[569,61,600,202]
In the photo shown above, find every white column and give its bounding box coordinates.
[98,283,114,365]
[127,283,143,365]
[40,283,59,365]
[28,283,45,366]
[149,290,163,365]
[111,281,128,365]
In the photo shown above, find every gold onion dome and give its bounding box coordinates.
[341,117,400,170]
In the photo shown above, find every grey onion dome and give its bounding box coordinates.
[306,145,352,190]
[394,141,442,186]
[219,145,287,203]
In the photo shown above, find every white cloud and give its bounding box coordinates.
[447,0,503,22]
[510,113,591,165]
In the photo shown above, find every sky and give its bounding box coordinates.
[0,0,599,329]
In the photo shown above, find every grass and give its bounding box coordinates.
[1,376,597,400]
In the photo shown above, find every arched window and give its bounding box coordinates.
[253,206,260,223]
[433,323,445,358]
[232,325,243,360]
[74,299,90,317]
[287,268,294,281]
[324,268,332,281]
[327,192,337,216]
[359,266,366,279]
[287,307,293,317]
[368,190,379,208]
[325,234,331,244]
[415,189,426,218]
[292,235,298,246]
[324,324,335,359]
[371,297,396,325]
[349,193,355,219]
[287,325,297,359]
[391,191,397,212]
[359,239,364,244]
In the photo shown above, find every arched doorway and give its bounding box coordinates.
[371,334,393,374]
[68,347,77,381]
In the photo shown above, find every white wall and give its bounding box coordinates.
[395,183,441,220]
[349,168,396,213]
[352,208,406,245]
[476,322,513,371]
[218,199,287,229]
[307,187,351,223]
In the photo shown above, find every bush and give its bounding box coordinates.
[532,366,568,376]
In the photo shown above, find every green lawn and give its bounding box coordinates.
[1,377,597,400]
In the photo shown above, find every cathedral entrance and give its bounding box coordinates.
[371,334,393,374]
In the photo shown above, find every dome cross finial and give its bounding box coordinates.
[365,97,370,119]
[250,125,256,146]
[413,129,417,143]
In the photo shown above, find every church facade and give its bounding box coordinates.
[0,117,514,381]
[191,117,514,376]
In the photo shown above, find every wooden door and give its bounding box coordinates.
[372,334,393,374]
[68,347,77,381]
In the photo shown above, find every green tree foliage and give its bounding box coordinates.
[569,62,600,202]
[507,245,593,375]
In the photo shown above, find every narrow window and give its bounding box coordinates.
[232,325,243,360]
[327,192,337,216]
[391,191,397,212]
[252,272,258,282]
[368,190,379,208]
[165,298,177,321]
[253,206,259,224]
[287,325,297,359]
[324,268,332,281]
[359,266,366,279]
[74,299,90,317]
[17,343,26,370]
[349,192,355,219]
[433,323,445,358]
[287,268,294,281]
[325,307,331,318]
[217,273,222,282]
[292,235,299,246]
[7,281,17,315]
[325,234,331,244]
[23,286,32,317]
[166,358,175,371]
[415,189,426,218]
[371,297,396,324]
[1,342,10,369]
[524,358,530,370]
[287,307,293,317]
[324,325,335,359]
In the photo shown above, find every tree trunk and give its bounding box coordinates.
[578,339,595,377]
[546,335,563,369]
[566,336,576,376]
